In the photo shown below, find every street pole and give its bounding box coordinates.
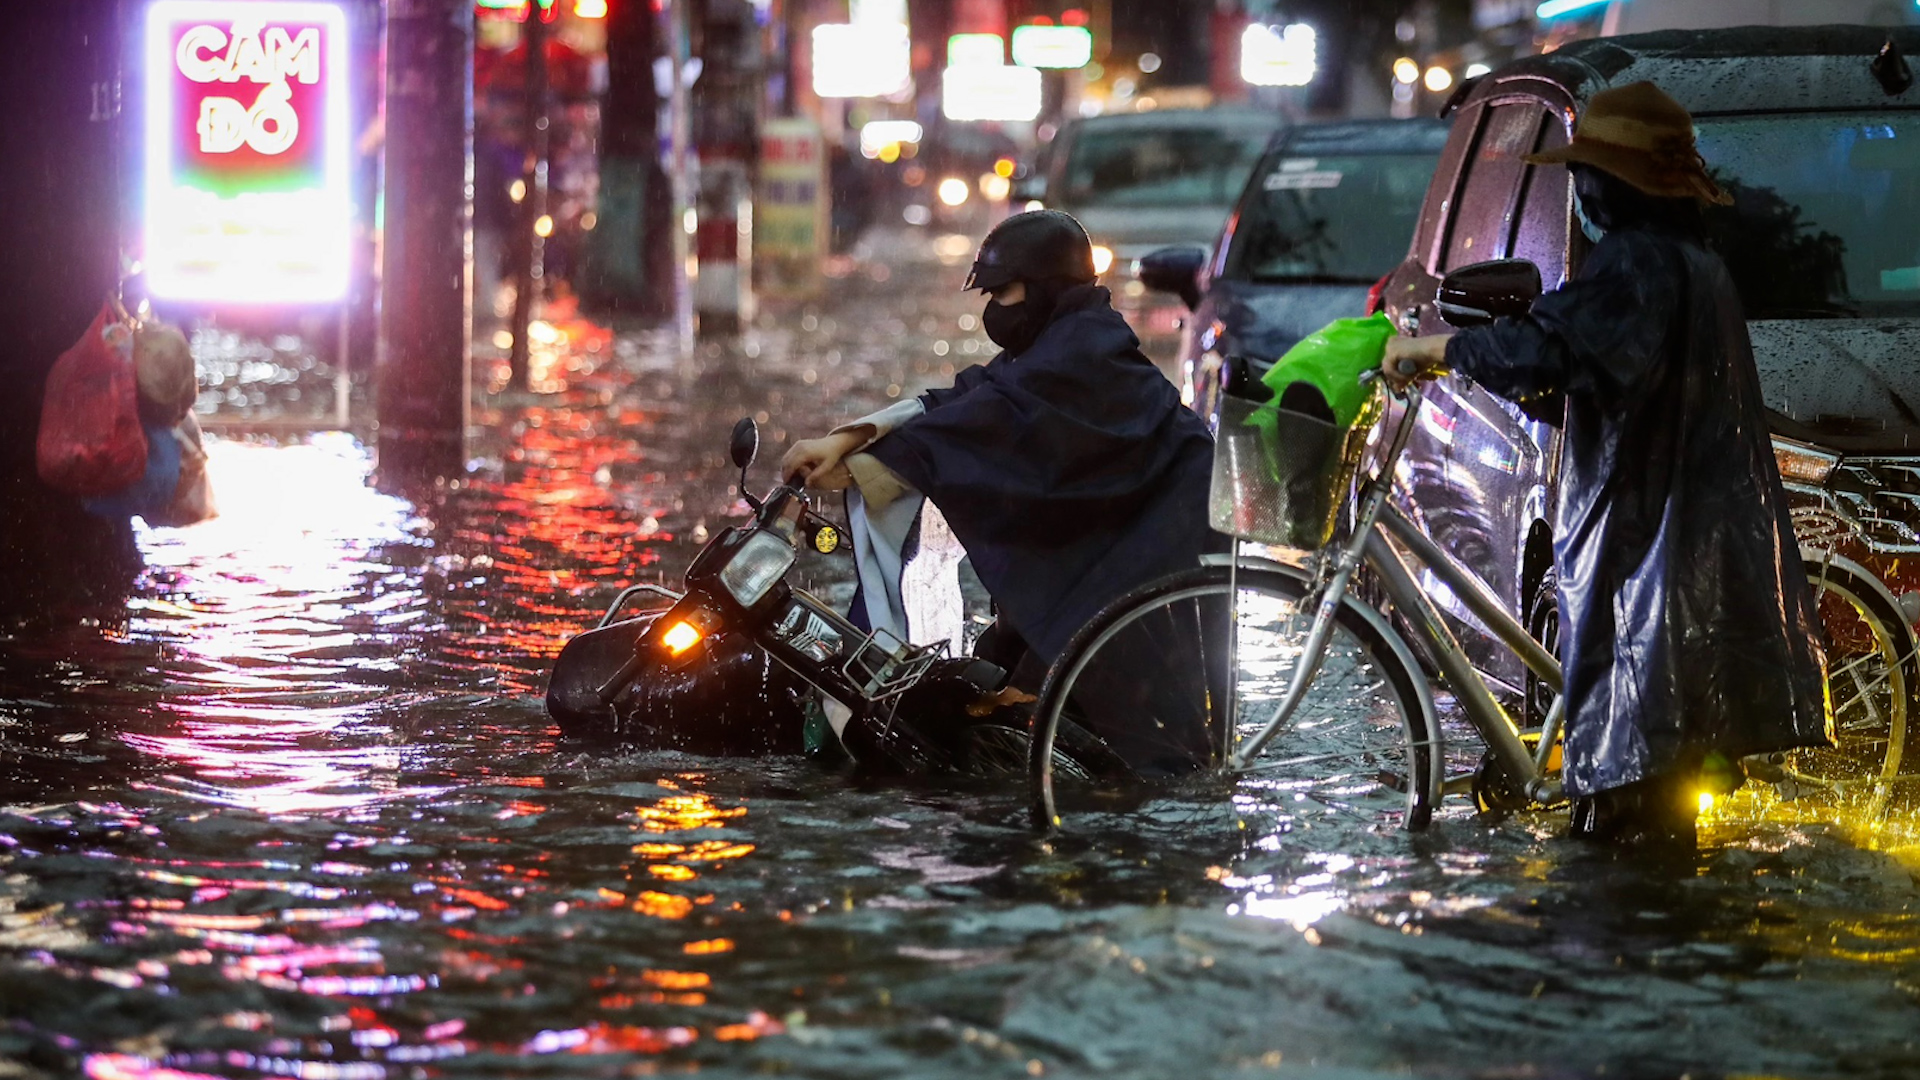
[506,6,550,392]
[378,0,474,483]
[667,0,696,358]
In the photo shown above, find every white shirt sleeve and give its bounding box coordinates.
[829,398,926,451]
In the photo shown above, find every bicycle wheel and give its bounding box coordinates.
[1786,557,1913,802]
[1028,565,1439,839]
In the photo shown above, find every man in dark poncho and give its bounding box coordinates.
[782,210,1215,677]
[1383,82,1829,843]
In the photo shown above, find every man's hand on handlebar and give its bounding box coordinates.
[780,428,869,491]
[1381,334,1454,390]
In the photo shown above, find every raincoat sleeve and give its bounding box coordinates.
[918,359,995,410]
[1445,232,1682,413]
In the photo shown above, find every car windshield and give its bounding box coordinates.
[1060,123,1273,209]
[1697,113,1920,320]
[1225,152,1437,285]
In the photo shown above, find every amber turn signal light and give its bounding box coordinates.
[662,620,704,656]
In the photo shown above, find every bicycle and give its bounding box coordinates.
[1026,378,1910,835]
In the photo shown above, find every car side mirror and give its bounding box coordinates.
[1435,259,1542,327]
[1138,245,1208,310]
[728,416,759,471]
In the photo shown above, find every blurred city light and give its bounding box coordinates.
[859,119,923,159]
[812,23,911,98]
[1010,25,1093,69]
[573,0,606,16]
[1137,52,1162,73]
[942,64,1043,122]
[1536,0,1610,17]
[1241,23,1316,87]
[978,172,1011,201]
[947,33,1005,68]
[937,177,970,207]
[993,157,1015,178]
[1393,56,1419,83]
[1465,62,1492,78]
[1090,245,1114,275]
[1424,66,1454,92]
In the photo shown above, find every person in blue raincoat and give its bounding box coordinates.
[1382,82,1829,844]
[781,210,1216,683]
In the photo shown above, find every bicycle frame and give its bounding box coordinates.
[1227,384,1568,807]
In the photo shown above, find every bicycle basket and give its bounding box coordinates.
[1209,392,1369,551]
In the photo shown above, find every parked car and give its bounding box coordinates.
[1380,26,1920,757]
[1022,107,1283,367]
[1133,118,1450,428]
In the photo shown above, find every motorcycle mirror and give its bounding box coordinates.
[728,417,759,471]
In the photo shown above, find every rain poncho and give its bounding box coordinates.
[1445,227,1829,797]
[864,284,1216,661]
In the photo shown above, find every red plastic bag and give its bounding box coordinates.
[37,303,147,496]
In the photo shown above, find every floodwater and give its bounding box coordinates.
[7,233,1920,1080]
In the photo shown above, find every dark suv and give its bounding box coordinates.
[1383,27,1920,729]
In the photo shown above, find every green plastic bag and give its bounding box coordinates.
[1259,311,1396,429]
[1214,313,1394,550]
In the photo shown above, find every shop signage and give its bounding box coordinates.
[145,1,350,303]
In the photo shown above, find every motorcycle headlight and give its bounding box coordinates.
[719,530,795,608]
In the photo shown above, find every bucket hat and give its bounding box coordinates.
[1525,81,1732,205]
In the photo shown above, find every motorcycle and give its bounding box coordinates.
[545,417,1122,778]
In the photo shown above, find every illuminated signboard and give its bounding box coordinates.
[1010,25,1092,69]
[1242,23,1317,87]
[145,1,350,303]
[946,33,1005,68]
[941,65,1042,122]
[812,22,912,98]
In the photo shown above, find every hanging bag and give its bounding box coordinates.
[36,302,148,496]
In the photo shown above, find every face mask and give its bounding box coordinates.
[982,298,1045,356]
[1573,190,1606,244]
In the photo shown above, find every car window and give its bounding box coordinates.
[1697,113,1920,321]
[1224,152,1439,285]
[1441,103,1543,271]
[1059,123,1275,210]
[1509,120,1571,286]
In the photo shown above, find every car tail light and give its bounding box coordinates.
[1365,272,1391,316]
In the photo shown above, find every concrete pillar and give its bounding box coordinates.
[378,0,474,482]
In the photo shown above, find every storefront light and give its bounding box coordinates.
[1010,25,1092,69]
[941,64,1042,122]
[813,23,911,98]
[947,33,1005,69]
[1393,56,1420,84]
[1424,66,1453,93]
[1241,23,1316,87]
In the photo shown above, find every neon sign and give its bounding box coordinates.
[145,1,350,304]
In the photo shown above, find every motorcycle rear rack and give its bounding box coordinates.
[597,584,685,628]
[844,628,946,702]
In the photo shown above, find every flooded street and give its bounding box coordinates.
[7,230,1920,1080]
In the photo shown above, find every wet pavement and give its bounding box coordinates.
[6,229,1920,1079]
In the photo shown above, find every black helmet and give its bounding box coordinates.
[963,209,1098,291]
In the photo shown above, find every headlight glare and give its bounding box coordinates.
[719,531,796,607]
